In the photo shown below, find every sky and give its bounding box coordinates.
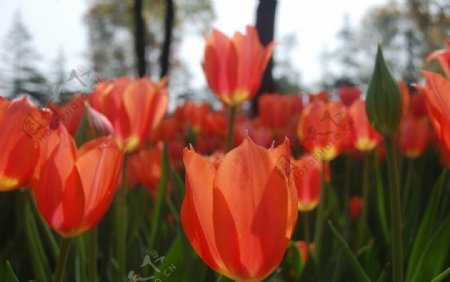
[0,0,387,94]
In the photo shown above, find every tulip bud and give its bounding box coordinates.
[366,45,403,136]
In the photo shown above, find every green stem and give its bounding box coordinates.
[88,227,98,282]
[303,211,311,244]
[385,136,404,282]
[27,189,59,261]
[54,237,72,282]
[116,154,128,281]
[23,191,51,282]
[225,106,237,152]
[357,153,370,248]
[313,160,327,268]
[402,159,414,213]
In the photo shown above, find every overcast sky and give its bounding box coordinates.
[0,0,387,94]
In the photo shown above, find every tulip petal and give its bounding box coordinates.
[181,148,223,272]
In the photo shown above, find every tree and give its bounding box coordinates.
[1,12,50,104]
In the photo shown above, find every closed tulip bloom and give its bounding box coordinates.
[0,97,41,191]
[292,155,321,212]
[348,99,383,152]
[422,72,450,160]
[297,101,348,161]
[181,137,297,281]
[32,125,123,237]
[202,26,274,106]
[427,39,450,78]
[89,77,168,152]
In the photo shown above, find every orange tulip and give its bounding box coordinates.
[202,26,274,106]
[89,77,168,152]
[292,155,321,211]
[298,101,349,160]
[0,97,41,191]
[32,125,123,237]
[181,137,297,281]
[348,99,383,152]
[258,93,303,130]
[427,39,450,78]
[422,71,450,163]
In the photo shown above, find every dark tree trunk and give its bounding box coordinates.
[252,0,277,116]
[134,0,146,77]
[160,0,175,79]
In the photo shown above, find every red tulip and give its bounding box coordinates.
[258,93,303,130]
[294,241,309,264]
[47,94,86,136]
[292,155,321,211]
[32,125,123,237]
[202,26,274,106]
[422,71,450,164]
[89,77,168,152]
[297,101,349,160]
[128,145,162,191]
[398,113,430,158]
[0,97,42,191]
[349,195,363,221]
[181,137,297,281]
[348,99,383,152]
[338,86,361,106]
[427,39,450,78]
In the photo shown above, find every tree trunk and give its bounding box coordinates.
[160,0,175,79]
[134,0,146,77]
[252,0,277,116]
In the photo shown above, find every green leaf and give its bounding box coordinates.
[406,170,448,281]
[328,221,371,282]
[148,143,170,251]
[409,217,450,282]
[430,267,450,282]
[0,261,19,282]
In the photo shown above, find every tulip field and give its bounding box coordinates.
[0,26,450,282]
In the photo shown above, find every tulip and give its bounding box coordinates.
[202,26,274,107]
[338,86,361,106]
[426,39,450,78]
[128,145,162,191]
[89,77,168,152]
[292,155,322,212]
[297,100,349,161]
[181,137,297,281]
[0,97,41,191]
[398,113,430,158]
[32,125,123,237]
[258,93,302,130]
[47,94,86,136]
[349,195,364,221]
[348,99,383,152]
[366,45,403,136]
[422,71,450,163]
